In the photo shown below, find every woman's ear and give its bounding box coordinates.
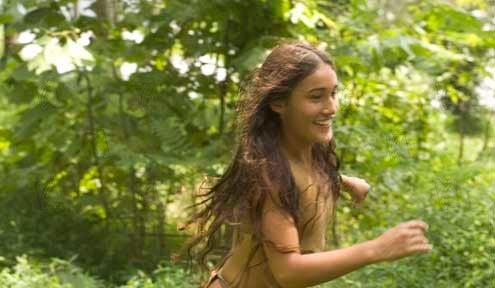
[269,100,286,115]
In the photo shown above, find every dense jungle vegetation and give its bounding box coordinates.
[0,0,494,287]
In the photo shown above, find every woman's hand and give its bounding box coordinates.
[341,175,370,204]
[369,220,432,263]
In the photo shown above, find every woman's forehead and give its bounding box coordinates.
[296,64,338,93]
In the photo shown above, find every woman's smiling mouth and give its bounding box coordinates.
[313,119,332,127]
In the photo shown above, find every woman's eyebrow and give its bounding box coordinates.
[307,84,339,93]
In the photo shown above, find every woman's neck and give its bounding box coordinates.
[279,131,312,169]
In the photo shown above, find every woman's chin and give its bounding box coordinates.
[314,132,333,143]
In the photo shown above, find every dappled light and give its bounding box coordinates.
[0,0,493,287]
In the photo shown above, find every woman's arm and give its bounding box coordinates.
[263,231,377,287]
[262,199,431,288]
[341,175,370,204]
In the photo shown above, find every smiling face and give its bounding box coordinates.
[272,63,339,145]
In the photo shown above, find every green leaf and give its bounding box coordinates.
[55,82,73,103]
[10,65,36,81]
[0,13,13,24]
[7,80,38,104]
[14,101,57,139]
[24,6,65,27]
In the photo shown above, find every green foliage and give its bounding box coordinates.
[119,265,203,288]
[0,256,205,288]
[329,152,495,287]
[0,256,103,288]
[0,0,493,286]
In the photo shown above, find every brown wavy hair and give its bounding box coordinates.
[177,40,342,270]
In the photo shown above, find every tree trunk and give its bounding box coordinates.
[458,130,464,165]
[157,198,166,261]
[477,118,492,160]
[74,0,80,20]
[84,73,111,228]
[0,24,4,61]
[218,17,232,135]
[0,0,8,69]
[94,0,117,27]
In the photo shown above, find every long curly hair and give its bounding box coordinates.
[178,40,342,270]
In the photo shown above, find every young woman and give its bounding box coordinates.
[181,41,431,288]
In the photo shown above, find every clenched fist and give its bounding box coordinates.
[341,175,371,204]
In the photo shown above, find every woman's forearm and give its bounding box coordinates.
[274,240,379,288]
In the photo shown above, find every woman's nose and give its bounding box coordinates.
[323,98,338,115]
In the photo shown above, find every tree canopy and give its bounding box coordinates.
[0,0,493,287]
